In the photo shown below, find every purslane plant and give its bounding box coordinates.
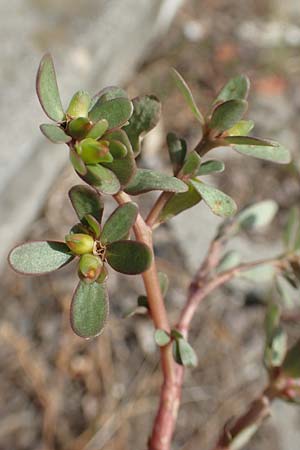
[8,54,300,450]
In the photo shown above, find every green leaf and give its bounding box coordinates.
[65,233,94,255]
[167,133,187,175]
[125,169,188,195]
[227,138,291,164]
[108,140,128,159]
[36,53,65,122]
[181,151,201,176]
[88,97,133,129]
[90,86,128,109]
[174,338,198,368]
[264,303,281,343]
[197,159,225,176]
[216,251,240,273]
[77,138,113,164]
[239,264,275,282]
[9,241,74,274]
[70,281,109,338]
[158,272,169,297]
[283,207,300,251]
[236,200,278,230]
[84,214,101,238]
[155,329,171,347]
[40,123,71,143]
[265,327,287,368]
[69,185,104,223]
[101,202,138,245]
[227,120,254,136]
[171,68,204,124]
[66,90,91,118]
[69,148,87,176]
[158,182,201,224]
[102,130,136,187]
[215,74,250,103]
[209,99,248,134]
[79,254,102,283]
[68,117,91,140]
[191,179,237,218]
[123,95,161,155]
[86,119,109,140]
[106,240,152,274]
[282,339,300,378]
[84,164,120,195]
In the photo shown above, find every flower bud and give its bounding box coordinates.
[65,233,94,255]
[79,254,102,282]
[66,90,91,118]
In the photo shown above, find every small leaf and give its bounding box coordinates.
[36,53,65,122]
[125,169,188,195]
[216,251,240,273]
[101,202,138,245]
[124,95,161,155]
[90,86,128,109]
[69,185,104,223]
[197,159,225,176]
[239,264,275,282]
[69,148,87,176]
[191,179,237,218]
[65,233,94,255]
[227,120,254,136]
[174,338,198,368]
[68,117,91,140]
[86,119,109,140]
[171,68,204,124]
[167,132,187,174]
[79,254,102,283]
[102,130,136,186]
[106,240,152,274]
[88,97,133,129]
[9,241,74,274]
[77,138,113,164]
[181,151,201,176]
[215,74,250,103]
[283,207,300,251]
[70,280,109,338]
[158,182,201,224]
[209,99,248,134]
[66,90,91,118]
[40,123,71,143]
[228,138,291,164]
[282,339,300,378]
[155,329,171,347]
[158,272,169,297]
[84,214,101,238]
[264,303,281,344]
[84,164,120,195]
[108,140,128,159]
[264,327,287,368]
[236,200,278,230]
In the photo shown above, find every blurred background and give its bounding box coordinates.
[1,0,300,449]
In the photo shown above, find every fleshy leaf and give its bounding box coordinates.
[101,202,138,245]
[236,200,278,230]
[77,138,113,164]
[40,124,71,143]
[79,254,102,283]
[191,179,237,217]
[90,86,128,110]
[84,164,120,195]
[215,74,250,103]
[68,117,91,140]
[268,328,287,368]
[157,182,201,224]
[66,90,91,118]
[227,137,291,164]
[174,338,198,368]
[197,159,225,176]
[36,53,65,122]
[155,329,171,347]
[123,95,161,155]
[106,240,152,274]
[69,148,87,176]
[227,120,254,136]
[167,133,187,175]
[86,119,109,140]
[181,151,201,176]
[125,169,188,195]
[102,130,136,186]
[209,99,248,134]
[88,97,133,129]
[171,68,204,124]
[84,214,101,238]
[69,185,104,223]
[70,280,109,338]
[282,339,300,378]
[9,241,74,274]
